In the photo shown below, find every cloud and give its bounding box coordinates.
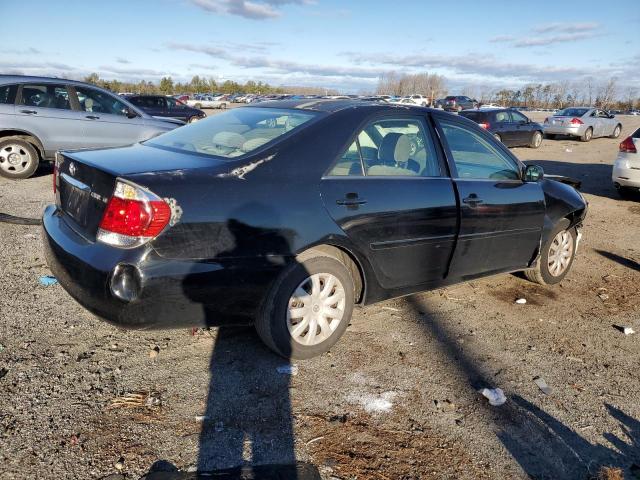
[489,35,515,43]
[116,57,131,64]
[514,31,600,48]
[2,47,41,55]
[187,0,314,19]
[532,22,599,33]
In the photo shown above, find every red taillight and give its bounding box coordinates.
[478,122,490,129]
[99,197,170,238]
[620,136,637,153]
[97,180,174,248]
[570,117,583,125]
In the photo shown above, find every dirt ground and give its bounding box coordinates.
[0,111,639,480]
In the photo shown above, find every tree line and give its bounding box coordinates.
[83,73,337,96]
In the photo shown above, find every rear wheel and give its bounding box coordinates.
[220,103,227,110]
[188,116,200,123]
[0,138,39,179]
[524,220,577,285]
[610,124,622,139]
[580,127,593,142]
[530,131,543,148]
[256,255,355,359]
[617,185,639,199]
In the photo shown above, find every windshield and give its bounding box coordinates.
[556,107,589,117]
[146,107,318,159]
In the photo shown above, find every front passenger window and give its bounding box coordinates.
[75,87,130,116]
[439,119,520,180]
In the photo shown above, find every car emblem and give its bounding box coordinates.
[69,162,77,176]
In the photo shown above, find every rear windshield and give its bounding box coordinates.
[458,111,483,122]
[556,108,589,117]
[146,107,318,159]
[634,128,640,139]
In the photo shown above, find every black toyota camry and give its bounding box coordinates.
[43,100,587,359]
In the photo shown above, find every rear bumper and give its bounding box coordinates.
[612,155,640,188]
[43,205,282,329]
[543,124,583,136]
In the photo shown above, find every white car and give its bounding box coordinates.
[479,103,504,109]
[612,127,640,198]
[403,95,430,106]
[186,95,228,109]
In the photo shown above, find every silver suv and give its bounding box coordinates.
[0,75,181,179]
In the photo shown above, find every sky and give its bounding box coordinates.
[0,0,638,94]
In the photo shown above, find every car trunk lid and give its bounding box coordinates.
[55,143,229,240]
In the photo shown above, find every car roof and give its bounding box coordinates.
[0,74,99,87]
[244,98,438,114]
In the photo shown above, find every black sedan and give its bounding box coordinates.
[459,108,544,148]
[43,100,587,359]
[124,95,206,123]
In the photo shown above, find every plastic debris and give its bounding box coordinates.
[0,367,8,380]
[515,298,527,304]
[0,343,4,353]
[149,345,160,358]
[195,415,209,422]
[598,293,609,301]
[614,325,635,335]
[565,148,573,153]
[533,376,552,395]
[114,457,125,471]
[276,364,299,376]
[479,388,507,406]
[38,275,58,286]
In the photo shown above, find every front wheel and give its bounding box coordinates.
[581,127,593,142]
[256,255,355,359]
[530,131,543,148]
[219,103,227,109]
[524,221,577,285]
[0,138,40,179]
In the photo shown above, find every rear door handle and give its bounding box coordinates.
[20,109,37,114]
[462,194,483,206]
[85,115,100,120]
[336,193,367,206]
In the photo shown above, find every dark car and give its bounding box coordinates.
[443,95,478,112]
[43,100,587,359]
[458,108,544,148]
[125,95,206,124]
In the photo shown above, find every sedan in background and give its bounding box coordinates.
[443,96,478,112]
[459,108,543,148]
[43,100,586,359]
[543,107,622,142]
[613,127,640,198]
[186,95,228,109]
[125,95,206,124]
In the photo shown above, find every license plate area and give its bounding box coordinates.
[60,173,91,227]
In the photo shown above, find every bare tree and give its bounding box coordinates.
[597,78,618,110]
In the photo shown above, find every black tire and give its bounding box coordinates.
[220,103,227,110]
[610,124,622,139]
[194,103,202,109]
[0,137,40,179]
[580,127,593,142]
[545,133,556,140]
[524,220,577,285]
[530,131,543,149]
[617,186,638,199]
[255,255,355,359]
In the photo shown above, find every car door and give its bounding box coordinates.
[166,97,189,122]
[510,110,534,145]
[72,85,148,148]
[320,114,458,291]
[433,114,545,279]
[15,83,87,155]
[492,110,515,146]
[589,110,605,137]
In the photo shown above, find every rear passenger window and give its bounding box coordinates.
[494,111,510,122]
[328,117,441,177]
[438,119,520,180]
[20,84,70,110]
[0,85,17,104]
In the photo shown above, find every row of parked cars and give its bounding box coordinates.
[0,74,637,198]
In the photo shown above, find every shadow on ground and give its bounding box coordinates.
[523,160,617,199]
[405,295,640,479]
[596,249,640,273]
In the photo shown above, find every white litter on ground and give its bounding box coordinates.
[515,298,527,304]
[276,364,298,376]
[479,388,507,406]
[346,391,398,414]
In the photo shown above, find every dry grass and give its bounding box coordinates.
[596,466,624,480]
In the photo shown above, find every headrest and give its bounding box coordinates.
[378,133,411,163]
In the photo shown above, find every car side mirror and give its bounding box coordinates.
[125,107,138,119]
[608,114,615,119]
[524,164,544,182]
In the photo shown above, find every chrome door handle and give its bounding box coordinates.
[20,109,37,114]
[463,194,483,206]
[85,115,100,120]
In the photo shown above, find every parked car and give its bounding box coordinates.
[458,108,544,148]
[124,95,206,124]
[443,96,478,112]
[404,94,431,106]
[612,127,640,198]
[543,107,622,142]
[43,100,587,359]
[478,103,504,109]
[0,75,180,179]
[186,95,228,109]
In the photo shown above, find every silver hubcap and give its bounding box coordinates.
[586,129,592,140]
[287,273,346,346]
[0,144,32,174]
[534,133,542,146]
[548,230,573,277]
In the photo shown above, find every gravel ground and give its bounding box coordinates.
[0,112,639,480]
